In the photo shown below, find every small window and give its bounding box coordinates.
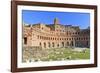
[24,37,27,44]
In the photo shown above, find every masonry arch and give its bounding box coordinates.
[62,42,64,47]
[67,42,69,46]
[52,42,55,47]
[44,42,46,48]
[48,42,51,48]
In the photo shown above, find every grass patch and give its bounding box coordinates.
[47,48,90,61]
[23,48,90,62]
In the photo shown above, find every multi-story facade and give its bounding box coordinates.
[23,18,90,49]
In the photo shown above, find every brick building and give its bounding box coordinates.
[23,18,90,49]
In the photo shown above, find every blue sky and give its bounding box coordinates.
[22,10,90,29]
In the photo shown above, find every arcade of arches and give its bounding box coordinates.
[23,18,90,49]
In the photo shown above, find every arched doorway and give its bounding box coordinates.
[52,42,54,47]
[44,42,46,48]
[62,42,64,47]
[71,41,74,46]
[67,42,69,46]
[39,42,42,47]
[57,44,59,48]
[48,42,51,48]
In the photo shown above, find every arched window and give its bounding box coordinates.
[51,37,52,40]
[67,38,68,40]
[75,32,77,35]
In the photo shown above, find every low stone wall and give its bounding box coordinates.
[22,46,48,62]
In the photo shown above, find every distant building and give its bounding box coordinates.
[23,18,90,49]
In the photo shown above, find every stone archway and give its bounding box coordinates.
[48,42,51,48]
[44,42,46,48]
[71,41,74,46]
[62,42,64,47]
[39,42,42,48]
[67,42,69,46]
[52,42,55,48]
[57,44,59,48]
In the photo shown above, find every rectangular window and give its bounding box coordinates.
[24,37,27,44]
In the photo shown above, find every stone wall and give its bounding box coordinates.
[23,18,90,49]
